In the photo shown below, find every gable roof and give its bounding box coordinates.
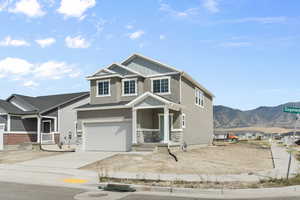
[6,92,89,114]
[122,54,214,97]
[0,99,36,115]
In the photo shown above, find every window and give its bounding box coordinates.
[195,89,204,107]
[182,114,186,128]
[122,78,137,96]
[97,79,110,96]
[151,77,170,94]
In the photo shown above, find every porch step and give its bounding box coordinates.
[131,143,158,152]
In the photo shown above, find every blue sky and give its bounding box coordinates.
[0,0,299,110]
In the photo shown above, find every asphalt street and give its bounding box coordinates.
[0,182,85,200]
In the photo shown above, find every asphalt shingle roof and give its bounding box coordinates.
[1,92,89,115]
[76,101,130,109]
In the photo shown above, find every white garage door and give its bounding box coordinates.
[83,121,132,152]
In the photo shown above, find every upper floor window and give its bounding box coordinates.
[122,78,137,96]
[151,77,170,94]
[97,79,110,97]
[195,88,204,107]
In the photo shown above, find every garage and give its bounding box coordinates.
[83,121,132,151]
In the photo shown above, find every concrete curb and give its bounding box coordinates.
[97,182,300,198]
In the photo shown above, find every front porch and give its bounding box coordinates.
[129,92,183,146]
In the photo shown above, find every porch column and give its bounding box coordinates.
[37,116,41,143]
[7,114,11,132]
[163,106,170,144]
[132,108,137,144]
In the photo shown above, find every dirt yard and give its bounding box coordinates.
[0,151,62,164]
[81,143,273,175]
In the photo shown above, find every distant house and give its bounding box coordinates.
[0,92,89,149]
[76,54,214,151]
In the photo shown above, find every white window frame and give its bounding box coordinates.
[96,79,111,97]
[122,78,138,96]
[151,76,171,95]
[182,113,186,128]
[195,88,204,108]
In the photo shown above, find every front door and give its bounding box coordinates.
[0,123,5,150]
[159,115,172,142]
[43,121,51,133]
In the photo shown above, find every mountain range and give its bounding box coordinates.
[213,102,300,129]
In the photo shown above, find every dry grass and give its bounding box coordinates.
[215,127,299,134]
[0,150,62,164]
[82,143,273,175]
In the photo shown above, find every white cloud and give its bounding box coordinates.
[34,61,74,79]
[35,38,56,48]
[57,0,96,18]
[23,80,39,87]
[159,34,166,40]
[0,57,34,77]
[0,57,81,86]
[65,35,90,48]
[0,36,30,47]
[202,0,219,13]
[159,3,199,18]
[129,30,145,40]
[9,0,45,17]
[125,25,133,29]
[229,17,287,24]
[220,42,252,47]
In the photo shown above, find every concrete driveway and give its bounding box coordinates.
[18,151,117,169]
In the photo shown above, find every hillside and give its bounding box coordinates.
[213,102,300,129]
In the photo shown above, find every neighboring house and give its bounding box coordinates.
[76,54,214,152]
[0,92,89,148]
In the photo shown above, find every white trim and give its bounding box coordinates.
[195,88,204,108]
[96,79,111,97]
[0,113,7,115]
[122,78,138,96]
[150,76,171,95]
[10,101,28,111]
[108,63,145,77]
[146,72,180,78]
[171,129,183,132]
[122,54,181,74]
[76,105,130,111]
[7,114,11,132]
[132,109,137,144]
[4,131,37,134]
[21,115,38,119]
[179,75,182,103]
[159,113,174,131]
[87,74,122,80]
[127,91,172,107]
[137,128,160,132]
[133,105,165,110]
[82,118,132,124]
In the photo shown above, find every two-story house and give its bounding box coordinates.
[76,54,214,151]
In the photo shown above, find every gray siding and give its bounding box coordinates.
[181,76,213,145]
[77,108,132,131]
[58,96,89,141]
[42,108,58,117]
[143,74,180,104]
[10,116,37,132]
[0,115,7,131]
[123,56,176,76]
[90,75,180,105]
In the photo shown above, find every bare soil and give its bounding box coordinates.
[82,143,273,175]
[0,150,62,164]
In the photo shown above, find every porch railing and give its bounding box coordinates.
[137,129,160,143]
[41,132,55,144]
